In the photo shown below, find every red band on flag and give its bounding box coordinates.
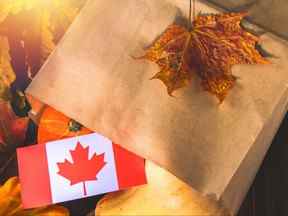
[17,133,146,208]
[17,144,52,208]
[113,144,146,189]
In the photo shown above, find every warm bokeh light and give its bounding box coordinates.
[0,0,86,97]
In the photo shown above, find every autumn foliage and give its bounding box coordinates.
[139,12,269,102]
[0,0,86,99]
[0,0,87,215]
[0,177,69,216]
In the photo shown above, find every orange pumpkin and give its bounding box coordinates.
[38,106,92,143]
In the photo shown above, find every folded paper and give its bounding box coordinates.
[17,133,146,208]
[26,0,288,213]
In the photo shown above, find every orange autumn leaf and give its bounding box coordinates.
[139,12,269,102]
[0,177,69,216]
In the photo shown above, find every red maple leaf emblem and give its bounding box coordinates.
[57,141,106,196]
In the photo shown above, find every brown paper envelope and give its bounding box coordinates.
[26,0,288,213]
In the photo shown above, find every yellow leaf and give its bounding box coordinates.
[50,0,81,34]
[41,11,55,61]
[24,8,55,71]
[0,0,42,23]
[0,177,69,216]
[0,0,84,79]
[0,36,15,101]
[0,177,21,216]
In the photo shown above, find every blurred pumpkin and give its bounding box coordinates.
[96,161,230,216]
[0,177,69,216]
[38,106,91,143]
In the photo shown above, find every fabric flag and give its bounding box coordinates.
[17,133,146,208]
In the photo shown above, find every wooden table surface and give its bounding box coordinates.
[238,112,288,216]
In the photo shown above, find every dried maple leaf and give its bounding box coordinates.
[0,177,69,216]
[139,12,269,102]
[57,142,106,196]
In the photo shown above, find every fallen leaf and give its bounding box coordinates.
[0,102,28,151]
[57,141,106,196]
[0,0,85,89]
[0,176,69,216]
[23,7,55,78]
[0,0,33,24]
[139,12,269,102]
[0,36,15,101]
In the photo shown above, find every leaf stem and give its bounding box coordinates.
[189,0,192,30]
[189,0,196,30]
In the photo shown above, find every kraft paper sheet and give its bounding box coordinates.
[26,0,288,213]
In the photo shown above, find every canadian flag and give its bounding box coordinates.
[17,133,146,208]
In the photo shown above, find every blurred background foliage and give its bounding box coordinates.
[0,1,104,216]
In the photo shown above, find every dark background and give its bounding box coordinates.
[238,112,288,216]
